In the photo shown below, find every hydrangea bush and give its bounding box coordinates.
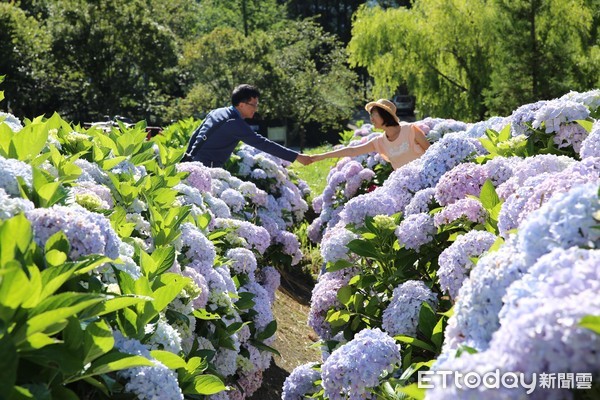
[297,89,600,399]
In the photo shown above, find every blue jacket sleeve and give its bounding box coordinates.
[233,121,299,163]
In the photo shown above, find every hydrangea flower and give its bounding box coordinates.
[0,112,24,132]
[282,362,321,400]
[426,119,468,142]
[256,266,280,304]
[437,230,497,299]
[339,191,399,227]
[559,88,600,113]
[443,237,527,352]
[68,181,114,210]
[226,247,257,276]
[181,267,209,309]
[146,318,183,354]
[481,156,518,187]
[419,136,479,187]
[114,331,184,400]
[74,159,110,185]
[532,99,590,133]
[214,218,270,254]
[463,116,509,139]
[321,223,359,264]
[308,270,355,339]
[580,120,600,159]
[404,187,437,216]
[220,188,246,213]
[239,280,275,332]
[0,188,34,220]
[396,213,436,251]
[179,222,216,268]
[321,328,401,400]
[516,182,600,266]
[509,100,548,137]
[434,163,488,206]
[433,198,487,227]
[274,230,302,265]
[553,123,588,153]
[0,156,32,196]
[382,280,438,337]
[26,204,121,260]
[177,161,212,192]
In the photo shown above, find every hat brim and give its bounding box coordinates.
[365,101,400,124]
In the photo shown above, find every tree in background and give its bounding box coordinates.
[0,3,54,118]
[485,0,600,115]
[348,0,494,121]
[348,0,599,121]
[175,19,359,147]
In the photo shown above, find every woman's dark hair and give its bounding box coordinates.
[231,84,260,105]
[371,105,399,126]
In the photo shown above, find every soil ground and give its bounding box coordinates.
[249,268,320,399]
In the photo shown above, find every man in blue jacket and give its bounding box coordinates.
[182,84,312,167]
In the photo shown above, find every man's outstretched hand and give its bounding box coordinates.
[296,154,314,166]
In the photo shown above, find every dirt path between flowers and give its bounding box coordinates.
[250,269,321,399]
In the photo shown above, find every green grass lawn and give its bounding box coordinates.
[290,144,339,199]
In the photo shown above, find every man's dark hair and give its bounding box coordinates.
[231,84,260,106]
[371,105,399,127]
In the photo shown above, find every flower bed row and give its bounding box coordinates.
[284,89,600,399]
[0,90,309,399]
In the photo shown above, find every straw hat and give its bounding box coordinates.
[365,99,400,124]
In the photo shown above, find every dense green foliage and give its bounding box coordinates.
[348,0,600,120]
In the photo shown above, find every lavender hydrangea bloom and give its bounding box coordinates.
[339,191,399,227]
[69,181,114,210]
[509,100,548,137]
[256,266,280,304]
[226,247,257,276]
[282,362,320,400]
[553,123,588,153]
[490,292,600,397]
[181,267,209,309]
[26,204,121,260]
[516,182,600,267]
[419,136,479,187]
[382,280,438,337]
[560,88,600,112]
[426,350,526,400]
[434,163,488,206]
[179,222,216,268]
[114,331,184,400]
[146,318,183,354]
[396,213,436,251]
[239,280,274,332]
[532,99,590,133]
[464,116,509,139]
[404,187,436,216]
[274,230,302,265]
[481,156,519,187]
[177,161,212,192]
[214,218,270,254]
[0,188,34,220]
[426,119,468,142]
[219,188,246,212]
[496,154,574,200]
[443,237,527,351]
[0,156,32,196]
[321,328,401,400]
[321,223,359,264]
[580,120,600,159]
[437,231,497,299]
[308,270,355,339]
[433,198,487,227]
[0,112,24,132]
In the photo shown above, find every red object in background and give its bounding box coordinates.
[367,184,378,192]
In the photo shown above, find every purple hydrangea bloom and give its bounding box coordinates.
[256,266,280,304]
[443,237,527,351]
[274,230,302,265]
[214,218,270,254]
[433,198,487,227]
[69,181,114,210]
[339,190,399,227]
[396,213,436,251]
[239,280,275,332]
[114,331,184,400]
[0,188,34,220]
[580,120,600,159]
[426,119,468,142]
[308,270,355,340]
[382,280,438,337]
[481,156,519,187]
[282,362,320,400]
[516,182,600,267]
[419,136,479,187]
[177,162,212,192]
[321,328,401,400]
[321,223,359,264]
[464,116,509,139]
[181,267,209,309]
[219,188,246,213]
[438,230,497,299]
[0,155,32,196]
[509,100,548,137]
[226,247,257,276]
[404,187,436,216]
[179,222,216,268]
[553,123,589,153]
[434,162,489,206]
[532,99,590,133]
[26,204,121,260]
